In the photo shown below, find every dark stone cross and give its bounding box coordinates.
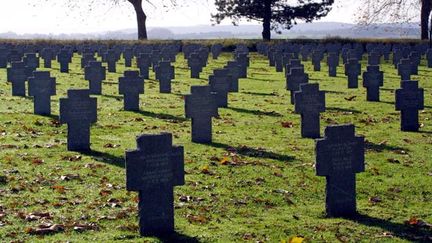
[211,44,223,59]
[286,67,309,104]
[294,83,326,138]
[119,70,145,111]
[155,61,174,93]
[312,51,323,71]
[60,90,97,151]
[81,53,96,69]
[367,52,381,66]
[209,72,230,108]
[125,133,185,236]
[137,53,151,79]
[23,53,39,76]
[7,61,28,96]
[28,71,56,115]
[40,48,55,68]
[344,59,361,88]
[185,85,219,143]
[57,49,72,73]
[315,124,365,217]
[285,59,303,78]
[105,50,118,73]
[395,80,424,132]
[0,48,8,68]
[188,53,203,79]
[362,65,384,102]
[85,61,106,95]
[274,51,284,72]
[123,48,133,67]
[408,51,420,75]
[327,52,339,77]
[397,59,413,81]
[223,63,240,92]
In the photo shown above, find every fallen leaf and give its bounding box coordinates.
[281,121,294,128]
[26,224,64,235]
[289,236,304,243]
[344,96,357,101]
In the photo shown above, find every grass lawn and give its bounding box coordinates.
[0,49,431,242]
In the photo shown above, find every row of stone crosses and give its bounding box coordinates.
[0,40,427,236]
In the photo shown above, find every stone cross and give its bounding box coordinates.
[0,47,8,68]
[23,53,39,76]
[286,67,309,104]
[362,65,384,102]
[28,71,56,115]
[40,48,55,68]
[59,89,97,151]
[209,72,230,108]
[188,53,203,79]
[57,49,72,73]
[7,61,28,96]
[119,71,145,111]
[155,61,174,93]
[211,44,223,59]
[312,51,323,71]
[81,53,96,69]
[367,52,381,66]
[125,133,185,236]
[137,53,151,79]
[315,124,365,217]
[274,51,284,72]
[327,52,339,77]
[397,59,413,81]
[344,59,361,88]
[123,48,133,67]
[105,50,118,73]
[395,81,424,132]
[85,61,106,95]
[408,51,420,75]
[185,85,219,143]
[294,83,325,138]
[223,64,240,92]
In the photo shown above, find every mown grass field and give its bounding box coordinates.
[0,49,431,242]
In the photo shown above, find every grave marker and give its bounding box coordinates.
[294,83,325,138]
[60,90,97,151]
[315,124,365,217]
[395,81,424,131]
[119,71,145,111]
[28,71,56,115]
[125,133,185,236]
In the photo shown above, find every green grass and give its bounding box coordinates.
[0,50,431,242]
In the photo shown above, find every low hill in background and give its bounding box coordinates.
[0,22,421,40]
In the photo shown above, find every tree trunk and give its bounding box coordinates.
[262,0,272,41]
[421,0,431,40]
[129,0,147,40]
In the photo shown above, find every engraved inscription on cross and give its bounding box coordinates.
[60,90,97,151]
[125,133,185,236]
[119,70,145,111]
[315,124,365,217]
[85,61,106,95]
[344,59,361,89]
[395,80,424,132]
[185,85,219,143]
[294,83,325,138]
[28,71,56,116]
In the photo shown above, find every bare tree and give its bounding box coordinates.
[356,0,431,40]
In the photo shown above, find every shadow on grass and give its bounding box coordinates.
[247,76,276,82]
[157,232,200,243]
[327,107,362,114]
[133,110,188,122]
[323,90,346,94]
[79,149,125,168]
[365,140,409,153]
[101,94,123,100]
[348,213,432,242]
[226,106,283,117]
[380,100,432,109]
[242,91,277,97]
[206,142,295,162]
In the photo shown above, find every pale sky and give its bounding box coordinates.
[0,0,359,34]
